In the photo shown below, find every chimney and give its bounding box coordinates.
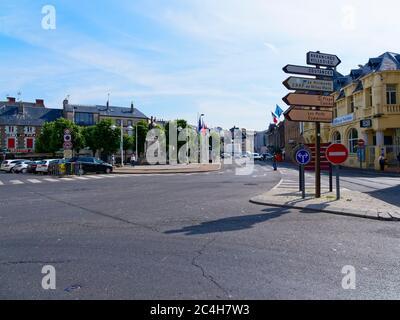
[106,100,109,111]
[63,98,69,109]
[7,97,16,104]
[131,102,134,114]
[35,99,45,107]
[18,102,24,115]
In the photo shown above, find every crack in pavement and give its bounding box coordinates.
[32,191,160,233]
[191,237,232,299]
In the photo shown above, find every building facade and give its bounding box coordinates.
[0,97,63,158]
[302,52,400,170]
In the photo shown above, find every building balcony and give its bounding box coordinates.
[383,104,400,114]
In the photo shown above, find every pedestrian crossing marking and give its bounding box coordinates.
[10,180,23,185]
[43,178,60,183]
[27,179,42,184]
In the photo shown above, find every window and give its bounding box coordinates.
[127,120,133,126]
[6,126,17,134]
[116,119,122,126]
[333,131,341,144]
[7,138,15,149]
[350,96,355,113]
[24,126,35,134]
[74,112,95,126]
[386,84,397,105]
[368,88,373,107]
[348,128,359,154]
[333,107,338,119]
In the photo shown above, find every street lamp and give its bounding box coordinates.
[111,123,134,167]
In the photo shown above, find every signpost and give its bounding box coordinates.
[283,64,334,77]
[325,144,349,200]
[357,139,366,169]
[282,50,341,199]
[283,77,334,92]
[295,148,312,199]
[283,93,334,108]
[63,129,73,158]
[285,108,333,123]
[307,52,341,67]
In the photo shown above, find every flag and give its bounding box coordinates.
[198,116,203,133]
[275,105,284,118]
[271,112,278,124]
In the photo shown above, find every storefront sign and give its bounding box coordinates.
[360,119,372,128]
[333,114,354,126]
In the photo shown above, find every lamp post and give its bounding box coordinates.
[111,122,133,167]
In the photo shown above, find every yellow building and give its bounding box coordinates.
[303,52,400,171]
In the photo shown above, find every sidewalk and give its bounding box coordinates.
[113,163,221,174]
[250,169,400,221]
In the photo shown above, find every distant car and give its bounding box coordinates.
[262,153,274,161]
[246,152,263,160]
[36,159,58,174]
[0,159,25,172]
[221,153,232,159]
[68,157,113,174]
[11,161,35,174]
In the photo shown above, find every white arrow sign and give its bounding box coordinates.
[283,64,334,77]
[307,52,341,67]
[283,77,334,92]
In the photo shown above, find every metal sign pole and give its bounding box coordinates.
[302,165,306,199]
[299,165,303,192]
[336,165,341,200]
[329,163,333,192]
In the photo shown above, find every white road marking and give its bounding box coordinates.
[10,180,24,185]
[73,176,90,180]
[44,178,60,182]
[85,176,103,179]
[27,179,42,184]
[0,180,4,186]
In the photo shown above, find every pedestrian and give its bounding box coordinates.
[272,154,278,171]
[111,154,115,166]
[397,152,400,165]
[282,149,286,161]
[378,154,386,171]
[130,153,137,166]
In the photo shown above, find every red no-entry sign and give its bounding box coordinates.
[326,144,349,165]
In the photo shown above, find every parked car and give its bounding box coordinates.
[36,159,58,174]
[11,161,35,174]
[27,161,41,174]
[0,159,24,172]
[68,157,113,174]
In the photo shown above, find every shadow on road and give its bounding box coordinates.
[164,207,291,236]
[367,186,400,207]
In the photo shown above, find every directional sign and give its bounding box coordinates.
[285,108,333,123]
[283,77,334,92]
[295,149,311,165]
[325,144,349,165]
[283,93,334,107]
[283,64,334,77]
[307,52,341,67]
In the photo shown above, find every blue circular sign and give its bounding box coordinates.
[295,149,311,165]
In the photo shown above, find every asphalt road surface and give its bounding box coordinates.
[1,163,400,299]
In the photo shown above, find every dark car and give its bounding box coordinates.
[27,160,42,174]
[68,157,113,175]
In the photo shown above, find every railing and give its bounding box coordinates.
[48,163,82,177]
[384,104,400,114]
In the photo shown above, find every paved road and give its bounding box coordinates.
[1,164,400,299]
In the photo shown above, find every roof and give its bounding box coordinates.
[0,103,63,126]
[336,52,400,92]
[64,103,148,119]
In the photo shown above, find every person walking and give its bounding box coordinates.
[272,153,278,171]
[130,153,137,166]
[378,154,386,171]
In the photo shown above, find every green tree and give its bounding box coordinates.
[136,120,149,156]
[123,134,135,153]
[35,118,83,154]
[82,126,99,156]
[95,119,120,156]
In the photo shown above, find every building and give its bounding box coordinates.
[266,122,285,152]
[254,130,268,154]
[63,99,148,132]
[303,52,400,170]
[284,120,305,161]
[0,97,63,158]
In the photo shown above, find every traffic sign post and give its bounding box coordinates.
[357,139,366,169]
[326,144,349,200]
[295,148,311,199]
[282,51,340,199]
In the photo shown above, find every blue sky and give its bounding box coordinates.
[1,0,400,130]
